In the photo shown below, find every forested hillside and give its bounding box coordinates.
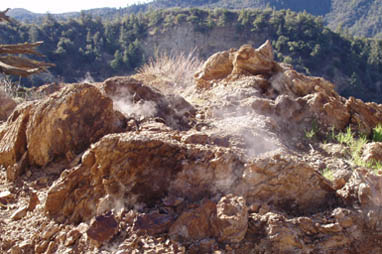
[7,0,382,37]
[144,0,382,37]
[2,8,382,102]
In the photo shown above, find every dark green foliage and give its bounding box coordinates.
[0,12,147,84]
[2,8,382,103]
[8,1,382,37]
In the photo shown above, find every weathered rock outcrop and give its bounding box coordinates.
[0,83,125,175]
[3,41,382,253]
[102,76,195,131]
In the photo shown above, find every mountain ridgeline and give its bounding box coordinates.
[144,0,382,38]
[1,8,382,102]
[8,0,382,38]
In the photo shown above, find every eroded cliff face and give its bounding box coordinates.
[142,23,269,60]
[1,41,382,253]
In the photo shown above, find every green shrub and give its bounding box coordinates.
[372,124,382,142]
[335,126,354,145]
[322,168,334,181]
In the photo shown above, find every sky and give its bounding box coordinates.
[1,0,151,14]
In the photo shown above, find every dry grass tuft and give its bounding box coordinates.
[0,76,44,102]
[136,50,203,93]
[0,76,18,98]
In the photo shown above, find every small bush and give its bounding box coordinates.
[335,126,354,145]
[137,50,202,89]
[322,168,334,181]
[372,124,382,142]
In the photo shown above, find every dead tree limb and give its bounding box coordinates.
[0,8,11,22]
[0,9,55,77]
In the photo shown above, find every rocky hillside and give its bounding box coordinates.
[1,42,382,253]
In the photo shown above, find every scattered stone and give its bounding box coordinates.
[45,241,57,254]
[87,212,119,245]
[34,240,49,254]
[11,206,28,220]
[27,191,39,211]
[362,142,382,162]
[0,190,13,204]
[42,223,61,240]
[134,211,174,235]
[214,195,248,243]
[169,200,216,241]
[65,229,82,246]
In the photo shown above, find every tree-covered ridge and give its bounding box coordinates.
[1,8,382,102]
[147,0,331,16]
[147,0,382,37]
[8,0,382,37]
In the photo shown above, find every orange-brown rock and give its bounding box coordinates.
[305,92,350,130]
[87,212,118,245]
[134,211,174,235]
[169,200,216,240]
[270,69,337,98]
[362,142,382,162]
[194,50,234,87]
[45,131,242,223]
[346,97,382,135]
[26,83,124,167]
[338,169,382,210]
[0,89,17,121]
[214,195,248,243]
[102,76,195,130]
[241,154,335,213]
[232,41,274,76]
[5,41,382,253]
[0,103,32,168]
[0,83,124,171]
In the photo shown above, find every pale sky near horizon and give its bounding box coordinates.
[1,0,151,14]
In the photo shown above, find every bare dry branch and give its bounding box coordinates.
[0,56,55,77]
[0,42,45,56]
[0,9,55,77]
[0,8,11,22]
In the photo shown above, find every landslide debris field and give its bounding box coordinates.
[1,42,382,253]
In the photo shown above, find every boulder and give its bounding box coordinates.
[0,89,17,121]
[240,154,335,214]
[102,76,195,130]
[0,83,124,170]
[0,103,33,168]
[45,131,242,223]
[338,169,382,210]
[87,212,119,246]
[194,50,234,85]
[169,200,216,241]
[346,97,382,135]
[362,142,382,162]
[232,41,275,76]
[134,211,174,235]
[26,83,124,167]
[195,41,275,89]
[214,195,248,243]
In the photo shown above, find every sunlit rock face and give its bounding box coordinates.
[2,42,382,253]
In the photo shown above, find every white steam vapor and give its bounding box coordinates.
[215,114,281,157]
[111,87,157,118]
[79,72,95,83]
